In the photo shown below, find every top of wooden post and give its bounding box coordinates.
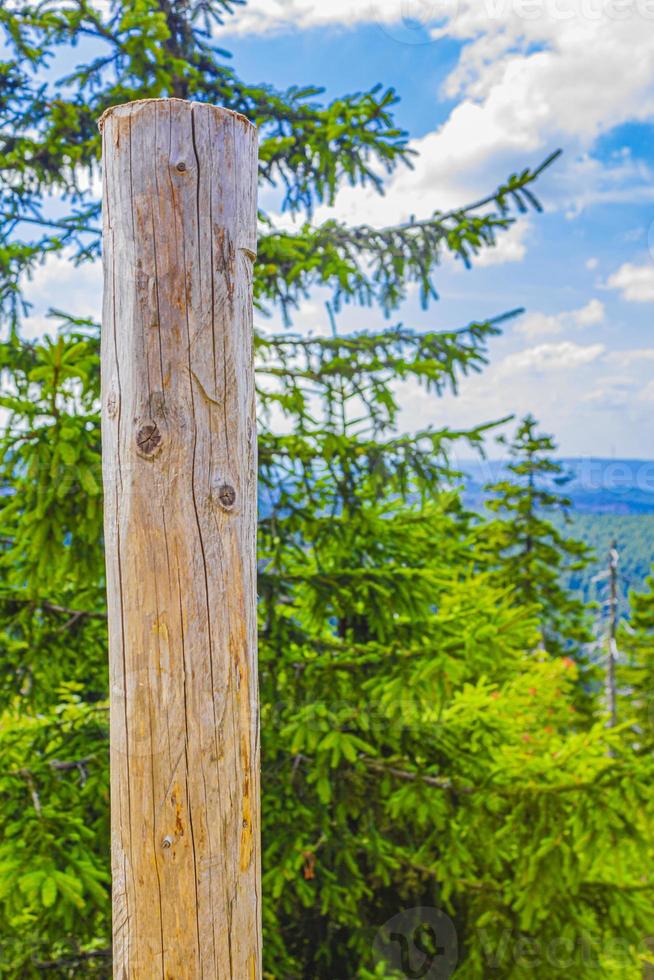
[98,97,256,133]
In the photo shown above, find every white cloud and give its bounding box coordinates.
[394,335,642,456]
[621,225,646,243]
[437,6,654,140]
[606,347,654,367]
[473,217,531,266]
[225,1,654,231]
[638,379,654,402]
[498,340,606,374]
[20,252,102,340]
[517,311,567,339]
[575,298,605,324]
[515,298,605,338]
[606,261,654,302]
[216,0,403,35]
[586,257,599,269]
[218,0,654,44]
[221,1,654,153]
[557,152,654,217]
[581,375,632,406]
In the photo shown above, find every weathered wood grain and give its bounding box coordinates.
[100,98,260,979]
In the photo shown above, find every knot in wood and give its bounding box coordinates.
[175,161,187,173]
[217,484,236,509]
[136,422,162,458]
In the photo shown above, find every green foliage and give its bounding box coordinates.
[481,415,593,658]
[618,567,654,743]
[1,3,652,978]
[0,690,109,977]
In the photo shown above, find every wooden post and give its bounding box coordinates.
[100,99,260,978]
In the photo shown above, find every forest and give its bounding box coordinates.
[1,2,653,978]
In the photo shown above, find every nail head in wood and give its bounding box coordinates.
[106,391,118,418]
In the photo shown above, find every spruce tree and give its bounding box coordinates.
[619,569,654,743]
[481,414,592,658]
[0,4,652,978]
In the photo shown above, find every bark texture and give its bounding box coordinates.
[100,98,260,979]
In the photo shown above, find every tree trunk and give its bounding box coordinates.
[100,98,260,979]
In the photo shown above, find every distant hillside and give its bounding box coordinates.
[457,458,654,616]
[560,513,654,618]
[459,457,654,515]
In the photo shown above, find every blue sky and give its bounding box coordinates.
[19,0,654,457]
